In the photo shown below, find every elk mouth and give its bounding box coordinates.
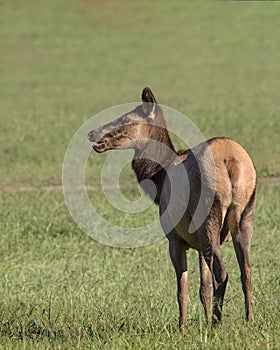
[92,140,107,153]
[88,131,111,153]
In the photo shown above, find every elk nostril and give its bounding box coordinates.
[87,131,95,142]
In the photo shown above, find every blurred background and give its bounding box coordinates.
[1,0,279,186]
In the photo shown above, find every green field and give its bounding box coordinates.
[1,1,280,349]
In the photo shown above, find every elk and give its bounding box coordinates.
[87,87,256,330]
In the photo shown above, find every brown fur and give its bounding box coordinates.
[88,87,256,330]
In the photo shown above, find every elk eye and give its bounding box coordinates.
[123,116,130,124]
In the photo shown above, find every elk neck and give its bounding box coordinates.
[131,113,176,205]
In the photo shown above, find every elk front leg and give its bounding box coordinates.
[168,232,188,331]
[199,252,211,323]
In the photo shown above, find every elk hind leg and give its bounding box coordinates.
[228,200,255,322]
[198,222,228,325]
[211,251,228,324]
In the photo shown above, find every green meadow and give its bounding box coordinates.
[0,1,280,349]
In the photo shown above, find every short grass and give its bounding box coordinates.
[0,185,280,349]
[1,1,280,349]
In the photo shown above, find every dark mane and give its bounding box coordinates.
[132,106,179,204]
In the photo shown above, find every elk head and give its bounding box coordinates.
[87,87,166,153]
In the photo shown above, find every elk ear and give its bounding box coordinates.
[142,87,157,117]
[142,87,157,104]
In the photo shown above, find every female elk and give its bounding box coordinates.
[87,87,256,330]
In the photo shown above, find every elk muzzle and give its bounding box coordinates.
[87,129,109,153]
